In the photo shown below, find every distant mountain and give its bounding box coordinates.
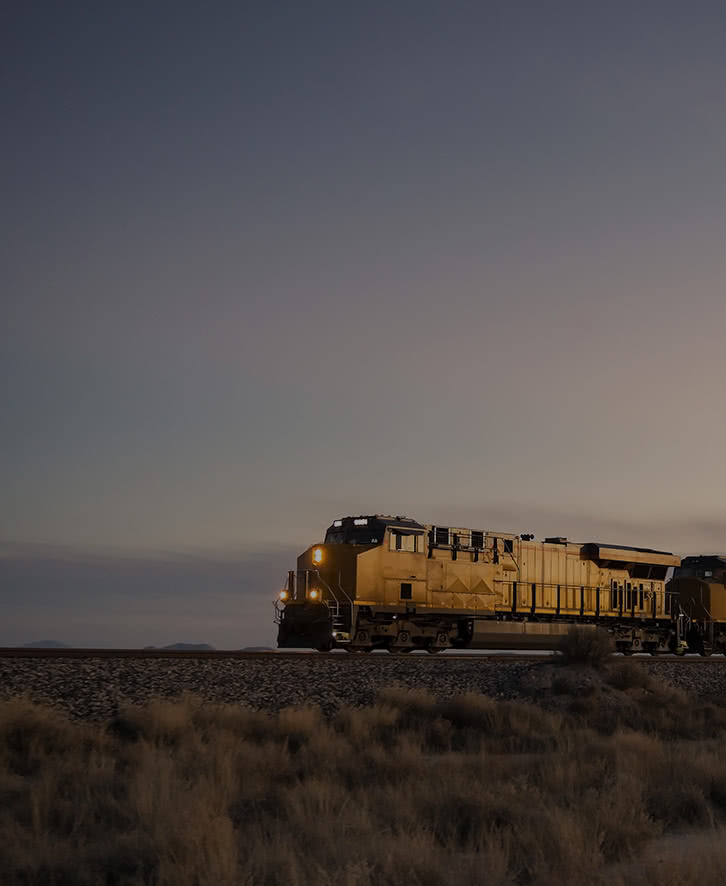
[162,643,215,651]
[24,640,69,648]
[241,646,274,652]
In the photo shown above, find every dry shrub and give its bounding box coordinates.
[578,682,726,741]
[558,626,614,668]
[438,693,564,753]
[373,687,453,749]
[611,730,664,766]
[0,696,84,777]
[338,701,400,746]
[275,705,321,752]
[111,694,199,746]
[377,686,438,723]
[601,829,726,886]
[606,661,656,692]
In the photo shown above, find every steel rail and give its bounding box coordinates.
[0,648,542,661]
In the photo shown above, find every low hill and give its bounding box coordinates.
[24,640,69,648]
[162,643,215,651]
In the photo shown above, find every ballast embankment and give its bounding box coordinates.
[2,654,725,721]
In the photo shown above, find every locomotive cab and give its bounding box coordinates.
[275,515,426,649]
[668,556,726,620]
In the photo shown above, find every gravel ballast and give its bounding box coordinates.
[2,654,726,720]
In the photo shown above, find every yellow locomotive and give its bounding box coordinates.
[274,514,710,655]
[668,556,726,654]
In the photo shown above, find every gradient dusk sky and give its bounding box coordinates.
[3,2,726,647]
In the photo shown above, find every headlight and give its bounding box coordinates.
[312,547,323,564]
[309,589,319,600]
[279,589,288,601]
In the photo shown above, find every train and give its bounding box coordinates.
[274,514,726,655]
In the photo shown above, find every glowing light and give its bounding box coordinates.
[279,590,288,601]
[354,518,368,526]
[313,547,323,564]
[309,589,319,600]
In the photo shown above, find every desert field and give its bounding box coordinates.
[3,634,726,885]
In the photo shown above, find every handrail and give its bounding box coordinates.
[491,579,667,615]
[313,570,339,604]
[699,584,714,620]
[311,570,347,623]
[336,573,354,606]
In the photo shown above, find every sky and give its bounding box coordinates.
[2,2,726,647]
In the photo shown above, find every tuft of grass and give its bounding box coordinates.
[606,661,657,692]
[558,626,614,668]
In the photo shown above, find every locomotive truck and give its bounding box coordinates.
[274,514,726,655]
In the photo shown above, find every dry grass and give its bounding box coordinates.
[558,626,614,667]
[4,674,726,886]
[606,660,657,692]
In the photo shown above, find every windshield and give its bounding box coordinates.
[324,528,382,545]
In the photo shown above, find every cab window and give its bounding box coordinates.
[325,528,382,545]
[389,531,421,553]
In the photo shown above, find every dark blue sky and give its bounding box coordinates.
[3,2,726,646]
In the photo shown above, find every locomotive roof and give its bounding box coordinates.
[326,516,679,563]
[581,542,680,568]
[329,515,426,530]
[584,542,675,556]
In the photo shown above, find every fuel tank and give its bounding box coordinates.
[469,620,595,650]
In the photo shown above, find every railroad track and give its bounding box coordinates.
[0,648,541,661]
[2,648,726,662]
